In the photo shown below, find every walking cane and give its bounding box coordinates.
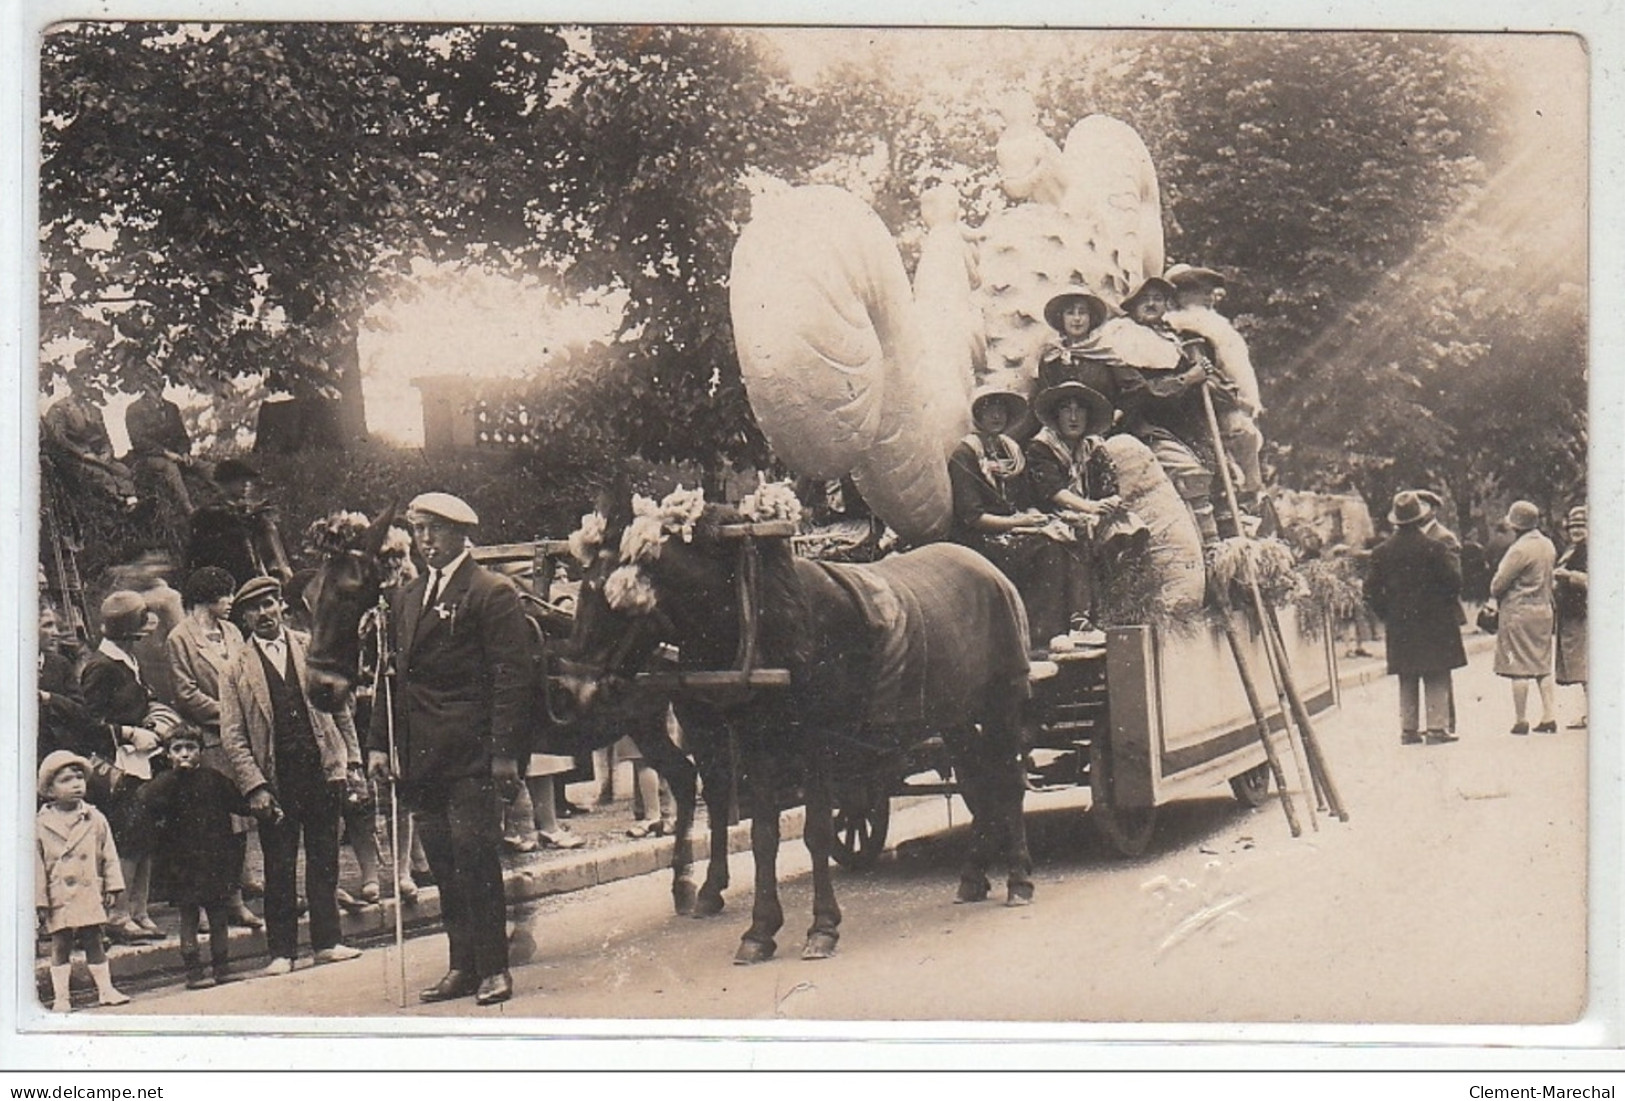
[1199,382,1321,826]
[372,601,408,1008]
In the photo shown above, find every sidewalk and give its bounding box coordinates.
[34,778,800,999]
[35,627,1495,999]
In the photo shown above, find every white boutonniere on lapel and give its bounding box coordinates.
[430,601,459,631]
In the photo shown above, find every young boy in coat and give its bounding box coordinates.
[36,751,130,1011]
[136,723,250,988]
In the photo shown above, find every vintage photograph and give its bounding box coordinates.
[20,19,1596,1042]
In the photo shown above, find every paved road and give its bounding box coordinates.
[103,645,1587,1027]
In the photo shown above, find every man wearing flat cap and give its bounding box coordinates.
[367,492,534,1006]
[219,574,364,975]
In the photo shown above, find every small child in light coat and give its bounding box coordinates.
[35,750,130,1011]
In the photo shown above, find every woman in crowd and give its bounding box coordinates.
[1553,505,1588,728]
[1487,500,1558,735]
[166,566,263,929]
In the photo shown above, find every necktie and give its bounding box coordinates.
[423,570,442,611]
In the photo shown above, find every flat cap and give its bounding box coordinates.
[234,574,282,608]
[1164,263,1227,290]
[407,492,479,526]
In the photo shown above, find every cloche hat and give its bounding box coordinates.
[1504,500,1541,532]
[99,590,156,640]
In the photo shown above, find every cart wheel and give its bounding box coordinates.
[1092,801,1158,858]
[831,784,891,870]
[1229,762,1272,807]
[1090,739,1157,858]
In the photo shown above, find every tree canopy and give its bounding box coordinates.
[37,23,1587,525]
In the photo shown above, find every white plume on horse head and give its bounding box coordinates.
[568,511,608,566]
[604,564,659,615]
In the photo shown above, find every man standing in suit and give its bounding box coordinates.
[368,492,532,1006]
[219,575,363,975]
[1364,491,1468,746]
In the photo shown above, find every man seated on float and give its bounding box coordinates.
[947,386,1050,576]
[1019,381,1126,651]
[1163,264,1264,514]
[1070,277,1228,546]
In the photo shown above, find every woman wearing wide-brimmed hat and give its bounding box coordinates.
[1487,500,1558,734]
[1019,381,1146,647]
[1553,505,1588,727]
[1036,289,1121,397]
[1364,491,1469,745]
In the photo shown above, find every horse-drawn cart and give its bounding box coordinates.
[473,533,1340,866]
[821,604,1339,866]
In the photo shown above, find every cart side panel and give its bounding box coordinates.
[1150,606,1337,800]
[1104,625,1161,808]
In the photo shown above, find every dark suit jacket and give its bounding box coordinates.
[368,555,535,787]
[1365,526,1467,676]
[80,648,154,728]
[39,652,114,763]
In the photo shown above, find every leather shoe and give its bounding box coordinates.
[475,971,513,1006]
[229,904,264,930]
[419,969,480,1003]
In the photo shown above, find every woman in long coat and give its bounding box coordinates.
[1488,500,1557,734]
[1364,491,1468,744]
[1553,505,1588,727]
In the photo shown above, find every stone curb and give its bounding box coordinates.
[40,632,1496,996]
[37,808,806,996]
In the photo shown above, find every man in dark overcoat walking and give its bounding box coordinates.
[367,492,533,1006]
[1364,490,1469,745]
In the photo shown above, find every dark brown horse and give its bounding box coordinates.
[299,507,722,916]
[561,493,1035,965]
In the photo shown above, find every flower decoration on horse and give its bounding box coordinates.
[568,482,803,615]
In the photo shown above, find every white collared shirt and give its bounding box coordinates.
[97,637,143,681]
[422,548,471,610]
[253,631,288,678]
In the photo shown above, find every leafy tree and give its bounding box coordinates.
[38,22,574,435]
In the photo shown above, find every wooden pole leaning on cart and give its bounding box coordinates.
[372,599,408,1008]
[1211,583,1302,837]
[1264,601,1349,821]
[1198,381,1348,823]
[1198,382,1319,826]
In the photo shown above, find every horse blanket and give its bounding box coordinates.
[811,543,1030,728]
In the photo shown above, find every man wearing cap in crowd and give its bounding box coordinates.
[1364,490,1468,746]
[367,492,534,1006]
[1163,263,1266,512]
[219,574,364,975]
[1487,500,1559,735]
